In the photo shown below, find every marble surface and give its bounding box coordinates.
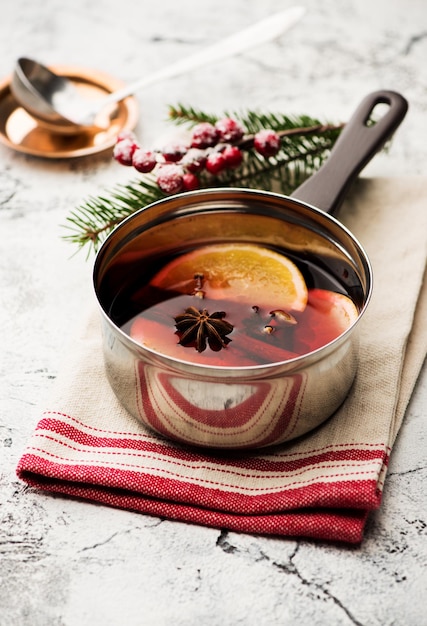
[1,1,426,624]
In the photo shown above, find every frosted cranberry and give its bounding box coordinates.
[222,145,243,169]
[132,149,157,173]
[113,138,139,165]
[180,148,207,173]
[253,129,281,158]
[215,118,245,143]
[191,122,219,149]
[205,152,226,175]
[162,143,187,163]
[116,129,137,143]
[182,172,200,191]
[156,164,184,194]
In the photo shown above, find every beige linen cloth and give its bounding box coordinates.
[17,177,427,543]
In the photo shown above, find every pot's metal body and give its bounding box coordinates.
[93,90,408,449]
[94,189,370,448]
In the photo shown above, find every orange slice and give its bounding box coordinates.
[293,288,359,354]
[308,289,359,332]
[151,243,308,311]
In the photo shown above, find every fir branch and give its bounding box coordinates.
[168,104,218,126]
[65,105,344,255]
[63,178,167,253]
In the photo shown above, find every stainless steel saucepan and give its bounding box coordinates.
[93,90,408,449]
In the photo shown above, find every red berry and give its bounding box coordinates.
[113,138,138,166]
[116,129,137,143]
[205,152,226,175]
[191,122,219,149]
[215,117,245,143]
[180,148,206,173]
[222,145,243,169]
[162,143,187,163]
[182,172,200,191]
[156,164,184,194]
[132,149,157,173]
[253,129,281,158]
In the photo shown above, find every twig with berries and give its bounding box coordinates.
[64,105,344,254]
[112,115,344,194]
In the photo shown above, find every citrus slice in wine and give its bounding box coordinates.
[293,288,359,354]
[151,243,308,311]
[308,289,359,330]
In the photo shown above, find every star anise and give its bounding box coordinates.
[174,306,234,352]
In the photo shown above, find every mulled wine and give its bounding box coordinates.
[113,243,360,367]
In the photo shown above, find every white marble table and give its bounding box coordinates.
[1,1,426,624]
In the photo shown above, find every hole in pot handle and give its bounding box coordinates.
[290,90,409,215]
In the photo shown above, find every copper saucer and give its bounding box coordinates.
[0,64,139,159]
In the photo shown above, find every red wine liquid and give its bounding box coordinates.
[111,248,360,367]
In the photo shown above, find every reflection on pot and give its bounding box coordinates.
[102,313,358,449]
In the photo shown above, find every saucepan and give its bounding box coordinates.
[93,90,408,449]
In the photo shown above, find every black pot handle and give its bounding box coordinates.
[290,90,408,215]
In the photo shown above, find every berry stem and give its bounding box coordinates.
[238,123,345,150]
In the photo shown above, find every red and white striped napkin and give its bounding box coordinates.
[17,177,427,543]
